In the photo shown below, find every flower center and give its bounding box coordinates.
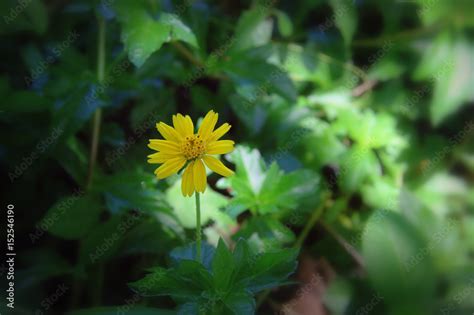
[181,134,206,160]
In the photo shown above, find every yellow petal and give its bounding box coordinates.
[148,139,181,154]
[202,155,234,177]
[154,157,186,179]
[181,161,195,197]
[184,115,194,135]
[193,159,207,193]
[156,122,182,142]
[206,140,235,155]
[208,123,231,142]
[172,113,194,137]
[147,152,181,164]
[198,110,218,140]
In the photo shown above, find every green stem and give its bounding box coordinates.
[352,23,443,47]
[86,16,106,189]
[195,192,202,262]
[76,15,106,309]
[294,195,329,248]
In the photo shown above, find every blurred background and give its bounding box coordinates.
[0,0,473,314]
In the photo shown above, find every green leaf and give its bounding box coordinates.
[221,146,319,214]
[241,246,299,293]
[362,210,436,314]
[231,9,273,52]
[335,109,398,148]
[17,249,72,288]
[274,10,293,37]
[2,90,49,113]
[234,216,296,246]
[94,172,172,214]
[130,260,213,298]
[115,1,197,67]
[414,33,474,125]
[54,136,88,185]
[223,55,297,102]
[339,145,379,193]
[160,13,198,48]
[115,1,170,67]
[212,239,235,292]
[121,217,179,255]
[329,0,357,46]
[415,0,474,26]
[79,213,141,264]
[223,292,256,314]
[170,242,216,271]
[24,0,48,35]
[41,193,102,240]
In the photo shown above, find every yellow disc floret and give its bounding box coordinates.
[182,134,206,160]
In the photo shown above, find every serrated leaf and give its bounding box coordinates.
[242,246,299,293]
[234,216,295,245]
[170,242,215,271]
[130,260,213,298]
[222,146,319,214]
[212,239,235,291]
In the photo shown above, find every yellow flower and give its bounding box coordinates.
[147,110,235,196]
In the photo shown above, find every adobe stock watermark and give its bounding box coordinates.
[89,212,142,264]
[268,118,318,163]
[83,58,132,107]
[345,201,396,251]
[440,277,474,315]
[8,124,64,183]
[422,120,473,175]
[116,268,166,315]
[402,59,454,115]
[355,292,384,315]
[326,137,375,190]
[242,54,299,111]
[105,109,161,166]
[417,0,440,18]
[345,40,394,94]
[29,188,84,244]
[404,219,456,272]
[280,273,323,314]
[3,0,32,25]
[317,1,349,34]
[34,283,69,315]
[182,35,235,88]
[24,30,80,86]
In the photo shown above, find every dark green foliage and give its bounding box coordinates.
[1,0,473,314]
